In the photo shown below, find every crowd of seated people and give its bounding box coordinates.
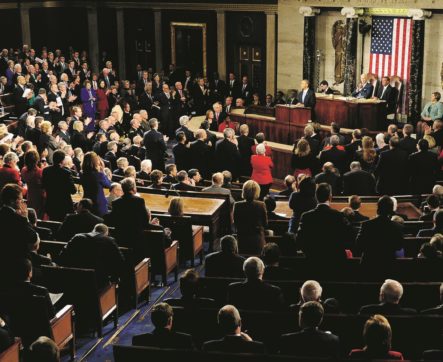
[1,44,443,360]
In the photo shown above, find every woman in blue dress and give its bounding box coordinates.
[80,151,112,217]
[80,80,97,132]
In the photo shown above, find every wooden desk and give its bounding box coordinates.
[275,201,421,220]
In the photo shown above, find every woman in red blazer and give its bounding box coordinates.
[96,79,110,120]
[251,143,273,199]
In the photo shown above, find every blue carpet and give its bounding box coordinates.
[61,258,203,362]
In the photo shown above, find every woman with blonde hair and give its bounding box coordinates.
[80,151,112,216]
[71,120,91,152]
[355,136,378,173]
[38,120,59,164]
[233,180,268,254]
[291,138,320,177]
[168,197,184,217]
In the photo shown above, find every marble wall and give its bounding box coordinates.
[277,0,443,110]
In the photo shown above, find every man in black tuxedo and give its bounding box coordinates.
[57,198,104,242]
[408,139,439,195]
[319,135,349,176]
[295,183,353,266]
[398,123,417,155]
[205,235,245,278]
[318,80,334,95]
[132,302,194,349]
[143,118,168,172]
[106,178,150,251]
[155,83,176,137]
[209,72,227,102]
[237,124,255,177]
[215,128,241,181]
[343,161,376,196]
[356,196,403,274]
[296,79,316,111]
[239,76,253,105]
[373,76,397,116]
[227,72,240,100]
[375,136,409,195]
[189,129,212,180]
[192,78,209,116]
[58,224,125,289]
[42,150,77,221]
[173,132,191,172]
[172,171,197,191]
[359,279,417,315]
[202,305,265,353]
[227,257,285,311]
[279,301,340,358]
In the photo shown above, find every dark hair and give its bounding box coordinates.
[151,303,173,328]
[349,195,362,210]
[188,169,199,179]
[418,138,429,152]
[377,195,394,216]
[24,149,40,171]
[78,198,93,211]
[177,170,188,182]
[264,196,277,213]
[419,242,440,259]
[176,131,186,143]
[320,80,329,86]
[331,122,340,134]
[299,301,324,328]
[220,235,238,254]
[255,133,265,144]
[179,269,199,298]
[389,136,400,148]
[52,150,66,166]
[433,92,441,101]
[261,242,281,265]
[316,183,331,203]
[299,177,316,197]
[165,164,176,175]
[0,183,22,206]
[426,194,440,209]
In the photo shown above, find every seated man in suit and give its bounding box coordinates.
[359,279,417,315]
[343,161,376,196]
[261,242,292,280]
[29,336,60,362]
[173,170,197,191]
[279,301,339,358]
[289,280,339,315]
[314,162,342,195]
[58,224,125,289]
[57,198,104,242]
[106,183,123,211]
[418,209,443,237]
[202,305,265,353]
[132,302,194,349]
[421,283,443,314]
[352,73,374,99]
[27,208,52,240]
[420,194,440,222]
[164,269,215,308]
[227,257,285,311]
[318,80,334,95]
[347,195,370,223]
[205,235,245,278]
[202,172,234,205]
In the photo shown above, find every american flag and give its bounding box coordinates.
[369,17,413,114]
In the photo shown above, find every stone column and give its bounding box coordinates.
[266,11,276,96]
[153,9,163,73]
[341,7,362,96]
[116,8,126,80]
[216,10,226,81]
[299,7,319,87]
[87,6,99,74]
[20,6,31,46]
[408,9,431,123]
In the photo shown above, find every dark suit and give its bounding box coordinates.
[377,85,397,114]
[279,328,340,358]
[227,279,285,311]
[263,265,293,281]
[375,147,409,195]
[156,92,176,137]
[209,79,227,101]
[237,135,255,176]
[343,170,376,196]
[58,231,125,288]
[319,146,349,175]
[173,182,196,191]
[189,139,212,179]
[297,89,316,119]
[107,194,150,249]
[203,335,265,354]
[132,328,194,350]
[57,210,104,242]
[175,126,194,143]
[227,79,240,99]
[421,305,443,314]
[205,251,245,278]
[8,281,55,318]
[42,165,77,221]
[352,82,374,99]
[356,216,403,274]
[408,150,439,195]
[172,143,191,172]
[143,129,167,171]
[240,83,253,104]
[295,204,352,264]
[359,302,417,315]
[398,136,417,155]
[138,91,154,111]
[215,139,241,180]
[13,84,29,117]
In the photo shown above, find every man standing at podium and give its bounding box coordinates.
[296,79,316,119]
